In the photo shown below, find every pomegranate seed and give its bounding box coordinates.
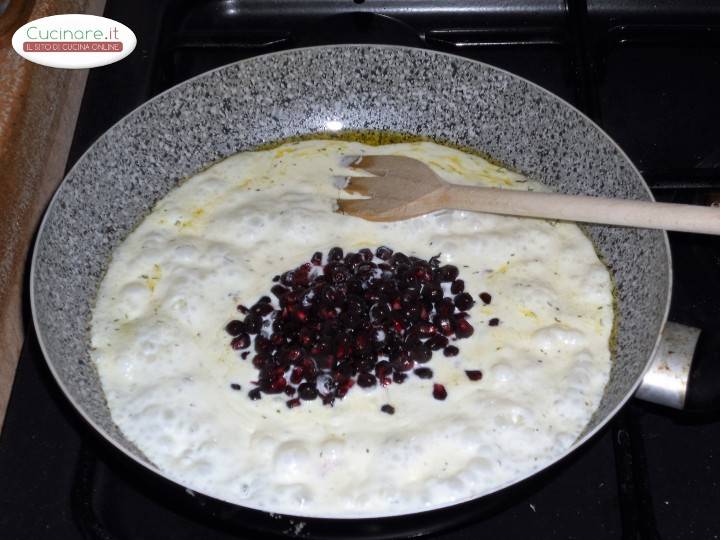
[422,284,443,303]
[256,335,275,354]
[301,357,317,378]
[298,382,318,400]
[337,360,355,378]
[393,372,408,384]
[290,367,304,384]
[404,331,422,349]
[286,398,301,408]
[415,322,436,336]
[271,284,288,298]
[318,307,337,320]
[436,298,455,317]
[465,370,483,381]
[241,351,250,360]
[409,344,432,364]
[403,302,422,321]
[293,264,312,286]
[265,375,287,393]
[354,332,371,351]
[318,286,338,305]
[252,354,270,368]
[454,318,474,339]
[391,252,409,266]
[243,314,262,334]
[450,280,465,294]
[479,292,492,305]
[315,354,334,370]
[328,247,344,261]
[454,292,475,311]
[298,328,314,347]
[436,265,459,282]
[330,267,351,284]
[412,263,433,282]
[488,318,500,327]
[374,360,392,378]
[237,304,249,314]
[336,378,355,397]
[414,367,433,379]
[433,383,448,400]
[375,246,393,260]
[443,346,459,357]
[284,386,296,396]
[359,248,373,261]
[311,251,323,265]
[391,352,414,372]
[357,373,377,388]
[248,388,262,400]
[381,404,395,415]
[356,263,376,276]
[358,355,377,375]
[231,334,251,350]
[426,335,449,350]
[284,291,301,305]
[252,303,274,316]
[225,320,246,336]
[345,252,364,269]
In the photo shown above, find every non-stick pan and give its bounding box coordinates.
[30,45,720,538]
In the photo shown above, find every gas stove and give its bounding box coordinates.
[2,1,720,538]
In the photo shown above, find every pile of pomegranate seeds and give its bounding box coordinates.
[226,246,491,410]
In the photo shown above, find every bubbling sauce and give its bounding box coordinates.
[90,139,613,517]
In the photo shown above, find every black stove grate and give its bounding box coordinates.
[2,1,720,539]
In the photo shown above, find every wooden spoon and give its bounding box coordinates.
[336,155,720,234]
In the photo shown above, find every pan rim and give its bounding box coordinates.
[30,43,673,520]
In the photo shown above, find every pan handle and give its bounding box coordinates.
[635,322,720,411]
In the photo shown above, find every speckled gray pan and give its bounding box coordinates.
[31,45,670,516]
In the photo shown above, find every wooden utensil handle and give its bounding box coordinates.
[443,185,720,235]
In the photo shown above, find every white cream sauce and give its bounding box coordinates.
[90,140,613,517]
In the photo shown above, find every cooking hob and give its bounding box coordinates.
[2,1,720,538]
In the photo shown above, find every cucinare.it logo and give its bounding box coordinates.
[12,14,136,69]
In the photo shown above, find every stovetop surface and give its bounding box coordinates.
[2,1,720,539]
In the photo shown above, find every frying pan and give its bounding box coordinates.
[30,45,720,538]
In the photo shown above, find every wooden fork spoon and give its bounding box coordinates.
[336,155,720,235]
